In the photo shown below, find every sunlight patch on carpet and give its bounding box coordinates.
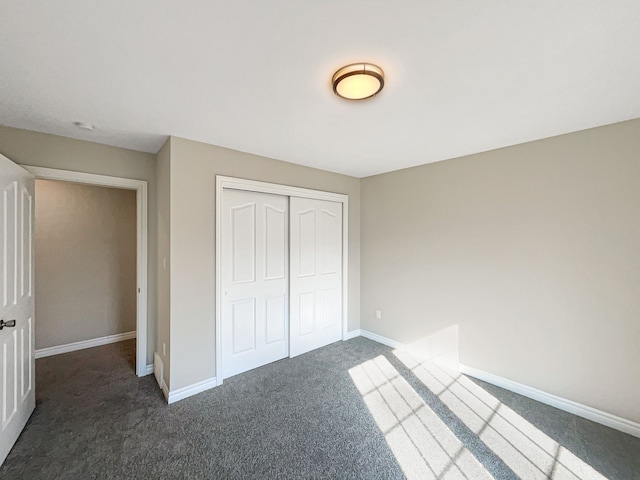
[349,355,492,480]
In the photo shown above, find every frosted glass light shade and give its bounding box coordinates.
[332,63,384,100]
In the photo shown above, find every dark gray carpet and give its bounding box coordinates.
[1,338,638,479]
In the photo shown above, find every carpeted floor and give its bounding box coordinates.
[1,337,638,479]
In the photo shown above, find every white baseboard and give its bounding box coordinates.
[145,364,154,376]
[35,331,137,359]
[153,352,163,387]
[161,379,170,402]
[344,329,361,340]
[360,329,407,349]
[460,364,640,439]
[167,377,217,404]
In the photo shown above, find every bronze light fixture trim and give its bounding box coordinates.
[332,63,385,100]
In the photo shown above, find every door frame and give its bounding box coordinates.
[23,166,149,377]
[215,175,349,384]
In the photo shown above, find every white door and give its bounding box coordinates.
[221,189,289,379]
[0,154,35,466]
[290,197,342,357]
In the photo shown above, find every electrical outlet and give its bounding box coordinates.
[375,310,382,319]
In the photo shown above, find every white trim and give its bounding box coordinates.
[215,179,223,385]
[341,197,349,341]
[460,364,640,439]
[167,377,217,404]
[360,329,405,349]
[35,331,136,359]
[215,176,349,385]
[24,165,149,377]
[215,176,349,202]
[161,379,170,401]
[153,352,163,387]
[145,364,154,376]
[344,329,362,340]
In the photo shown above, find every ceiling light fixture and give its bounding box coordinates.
[73,121,95,131]
[332,63,384,100]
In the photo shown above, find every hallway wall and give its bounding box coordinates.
[35,180,137,349]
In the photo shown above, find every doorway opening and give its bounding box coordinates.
[24,166,148,377]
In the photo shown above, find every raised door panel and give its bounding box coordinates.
[264,205,286,281]
[20,187,32,299]
[321,209,340,275]
[1,332,17,428]
[321,288,338,330]
[231,299,256,354]
[3,182,17,308]
[265,294,286,344]
[2,318,32,426]
[296,210,316,277]
[231,203,256,284]
[19,318,32,400]
[298,291,315,336]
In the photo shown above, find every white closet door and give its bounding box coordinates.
[221,189,288,379]
[0,154,35,466]
[290,197,342,357]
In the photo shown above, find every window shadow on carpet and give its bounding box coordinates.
[349,351,609,480]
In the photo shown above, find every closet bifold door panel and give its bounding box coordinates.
[289,197,343,357]
[220,189,289,379]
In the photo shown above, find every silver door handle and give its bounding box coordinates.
[0,319,16,330]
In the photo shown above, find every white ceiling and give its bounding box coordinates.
[2,1,640,177]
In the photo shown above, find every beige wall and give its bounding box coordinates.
[361,118,640,423]
[35,180,136,349]
[0,126,158,365]
[166,136,361,391]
